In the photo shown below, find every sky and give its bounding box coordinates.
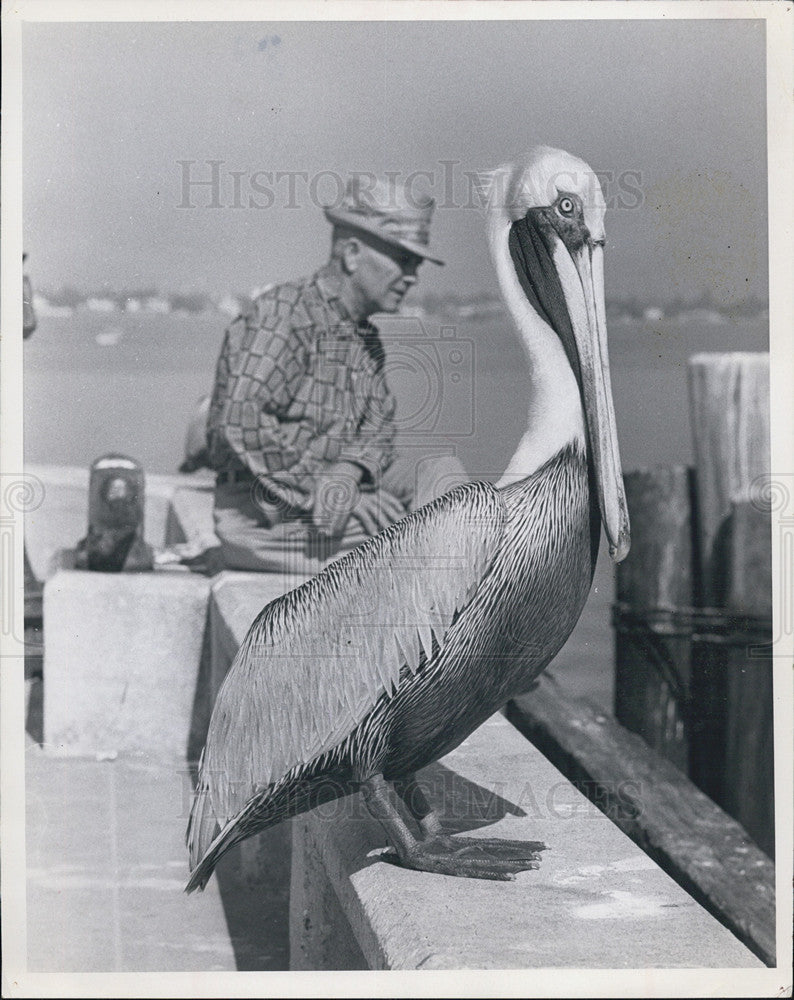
[22,17,768,306]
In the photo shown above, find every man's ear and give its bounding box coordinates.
[341,238,361,274]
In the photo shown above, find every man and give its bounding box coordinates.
[207,175,465,574]
[22,254,42,677]
[23,252,37,339]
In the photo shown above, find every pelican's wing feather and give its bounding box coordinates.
[201,480,506,824]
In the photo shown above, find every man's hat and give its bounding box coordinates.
[324,174,444,266]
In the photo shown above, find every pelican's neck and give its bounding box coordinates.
[488,212,585,488]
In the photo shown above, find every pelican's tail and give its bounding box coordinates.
[185,805,247,894]
[185,774,222,892]
[186,782,271,893]
[185,759,360,893]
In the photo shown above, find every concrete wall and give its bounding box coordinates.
[44,569,211,758]
[36,466,216,759]
[289,715,765,970]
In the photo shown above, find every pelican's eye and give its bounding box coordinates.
[556,196,576,218]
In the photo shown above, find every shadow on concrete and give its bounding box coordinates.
[418,761,527,835]
[213,826,292,971]
[26,676,44,745]
[186,610,214,770]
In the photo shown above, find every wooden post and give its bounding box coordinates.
[723,499,775,857]
[687,353,771,812]
[688,353,770,600]
[615,467,694,770]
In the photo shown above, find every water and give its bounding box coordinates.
[23,307,768,476]
[22,307,768,709]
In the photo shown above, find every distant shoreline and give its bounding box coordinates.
[32,290,768,327]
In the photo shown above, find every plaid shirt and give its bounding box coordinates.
[207,266,396,521]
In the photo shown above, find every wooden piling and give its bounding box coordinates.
[688,353,770,601]
[687,353,772,838]
[614,467,694,771]
[723,499,775,857]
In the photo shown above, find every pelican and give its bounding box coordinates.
[186,146,630,889]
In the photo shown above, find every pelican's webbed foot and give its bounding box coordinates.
[383,835,545,881]
[363,774,546,882]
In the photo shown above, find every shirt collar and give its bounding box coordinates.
[313,266,380,337]
[313,266,353,321]
[312,267,385,369]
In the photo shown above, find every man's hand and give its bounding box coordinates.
[351,489,407,536]
[312,461,363,538]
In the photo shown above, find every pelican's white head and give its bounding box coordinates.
[487,146,630,563]
[501,145,606,244]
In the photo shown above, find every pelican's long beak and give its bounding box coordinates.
[555,239,630,562]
